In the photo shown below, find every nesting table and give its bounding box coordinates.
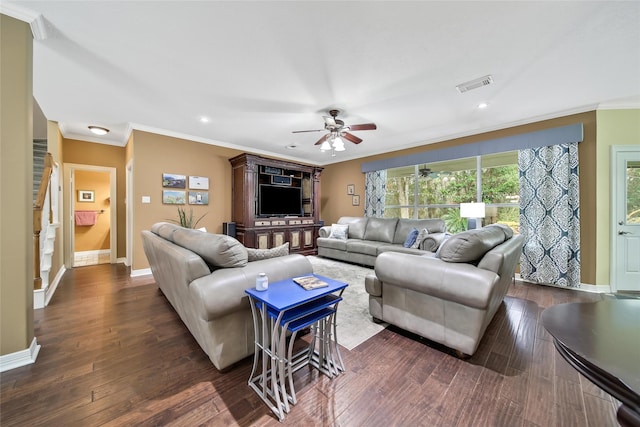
[245,274,348,421]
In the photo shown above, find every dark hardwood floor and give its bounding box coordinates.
[1,264,620,426]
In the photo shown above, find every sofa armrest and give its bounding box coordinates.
[420,232,446,252]
[374,252,499,309]
[190,254,313,321]
[319,226,332,238]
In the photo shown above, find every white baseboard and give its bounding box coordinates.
[34,265,66,310]
[515,274,611,293]
[131,267,152,277]
[0,338,40,372]
[117,257,127,264]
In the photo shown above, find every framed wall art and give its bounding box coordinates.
[352,195,360,206]
[189,176,209,190]
[347,184,355,195]
[78,190,94,202]
[162,190,186,204]
[188,191,209,205]
[162,173,186,189]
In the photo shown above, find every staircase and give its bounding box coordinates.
[33,150,59,309]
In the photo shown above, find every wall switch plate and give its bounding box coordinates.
[142,196,151,204]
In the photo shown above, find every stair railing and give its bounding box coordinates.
[33,153,54,290]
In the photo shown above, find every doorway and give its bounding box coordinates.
[64,163,117,268]
[610,145,640,292]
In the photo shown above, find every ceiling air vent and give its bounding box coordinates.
[456,74,493,93]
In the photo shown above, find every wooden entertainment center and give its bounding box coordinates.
[229,153,323,255]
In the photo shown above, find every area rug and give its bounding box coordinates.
[306,255,388,350]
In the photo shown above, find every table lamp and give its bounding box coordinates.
[460,202,486,230]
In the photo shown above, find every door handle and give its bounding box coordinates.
[618,231,631,235]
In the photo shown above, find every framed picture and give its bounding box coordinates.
[347,184,355,195]
[188,191,209,205]
[78,190,94,202]
[352,195,360,206]
[162,190,186,204]
[162,173,186,189]
[189,176,209,190]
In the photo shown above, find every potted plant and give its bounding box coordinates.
[171,207,207,229]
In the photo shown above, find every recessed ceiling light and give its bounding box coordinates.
[286,144,297,149]
[478,102,489,109]
[199,116,210,123]
[88,126,109,135]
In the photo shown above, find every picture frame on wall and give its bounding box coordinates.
[162,190,186,204]
[162,173,186,189]
[189,176,209,190]
[188,191,209,205]
[352,195,360,206]
[78,190,94,202]
[347,184,355,195]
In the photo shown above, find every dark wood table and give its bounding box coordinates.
[542,298,640,427]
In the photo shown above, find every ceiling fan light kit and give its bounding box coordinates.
[292,109,377,155]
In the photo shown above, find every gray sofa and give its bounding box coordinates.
[141,222,313,371]
[365,224,524,357]
[317,216,447,266]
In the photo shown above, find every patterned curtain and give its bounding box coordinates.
[364,170,386,217]
[518,143,580,287]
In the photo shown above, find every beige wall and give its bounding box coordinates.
[595,109,640,285]
[74,170,111,251]
[320,112,599,285]
[1,15,34,355]
[63,139,126,258]
[131,130,243,270]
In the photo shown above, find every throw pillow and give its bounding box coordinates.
[403,228,420,248]
[435,233,452,258]
[410,228,429,249]
[247,242,290,262]
[328,224,349,240]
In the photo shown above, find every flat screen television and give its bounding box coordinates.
[258,184,302,217]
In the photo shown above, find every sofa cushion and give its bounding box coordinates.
[393,218,445,244]
[347,240,387,257]
[246,242,289,262]
[411,228,429,249]
[328,223,349,240]
[437,226,507,263]
[317,237,348,250]
[403,228,419,248]
[363,217,398,243]
[337,216,369,239]
[172,228,248,268]
[151,221,182,242]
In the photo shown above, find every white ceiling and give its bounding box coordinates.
[4,1,640,165]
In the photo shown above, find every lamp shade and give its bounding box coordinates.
[460,202,486,218]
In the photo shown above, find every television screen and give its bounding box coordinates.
[258,184,302,217]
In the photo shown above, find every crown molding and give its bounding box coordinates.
[0,3,48,40]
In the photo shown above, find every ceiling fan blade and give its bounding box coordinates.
[348,123,377,131]
[323,115,336,127]
[292,129,324,133]
[314,134,330,145]
[342,132,363,144]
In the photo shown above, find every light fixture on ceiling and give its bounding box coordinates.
[456,75,493,93]
[332,135,345,152]
[199,116,210,123]
[88,126,109,135]
[320,133,347,156]
[319,139,332,151]
[477,102,489,109]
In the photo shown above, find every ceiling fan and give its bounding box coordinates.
[292,109,377,149]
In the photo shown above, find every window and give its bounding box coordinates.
[384,151,520,233]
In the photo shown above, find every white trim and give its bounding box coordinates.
[34,265,66,309]
[515,274,609,294]
[0,338,40,373]
[117,257,127,264]
[0,4,48,40]
[131,268,152,277]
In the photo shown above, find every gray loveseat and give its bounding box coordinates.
[317,216,447,267]
[365,224,524,357]
[141,222,313,371]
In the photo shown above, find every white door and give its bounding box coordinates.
[611,146,640,292]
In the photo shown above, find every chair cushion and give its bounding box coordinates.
[337,217,369,239]
[247,242,289,262]
[328,224,349,240]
